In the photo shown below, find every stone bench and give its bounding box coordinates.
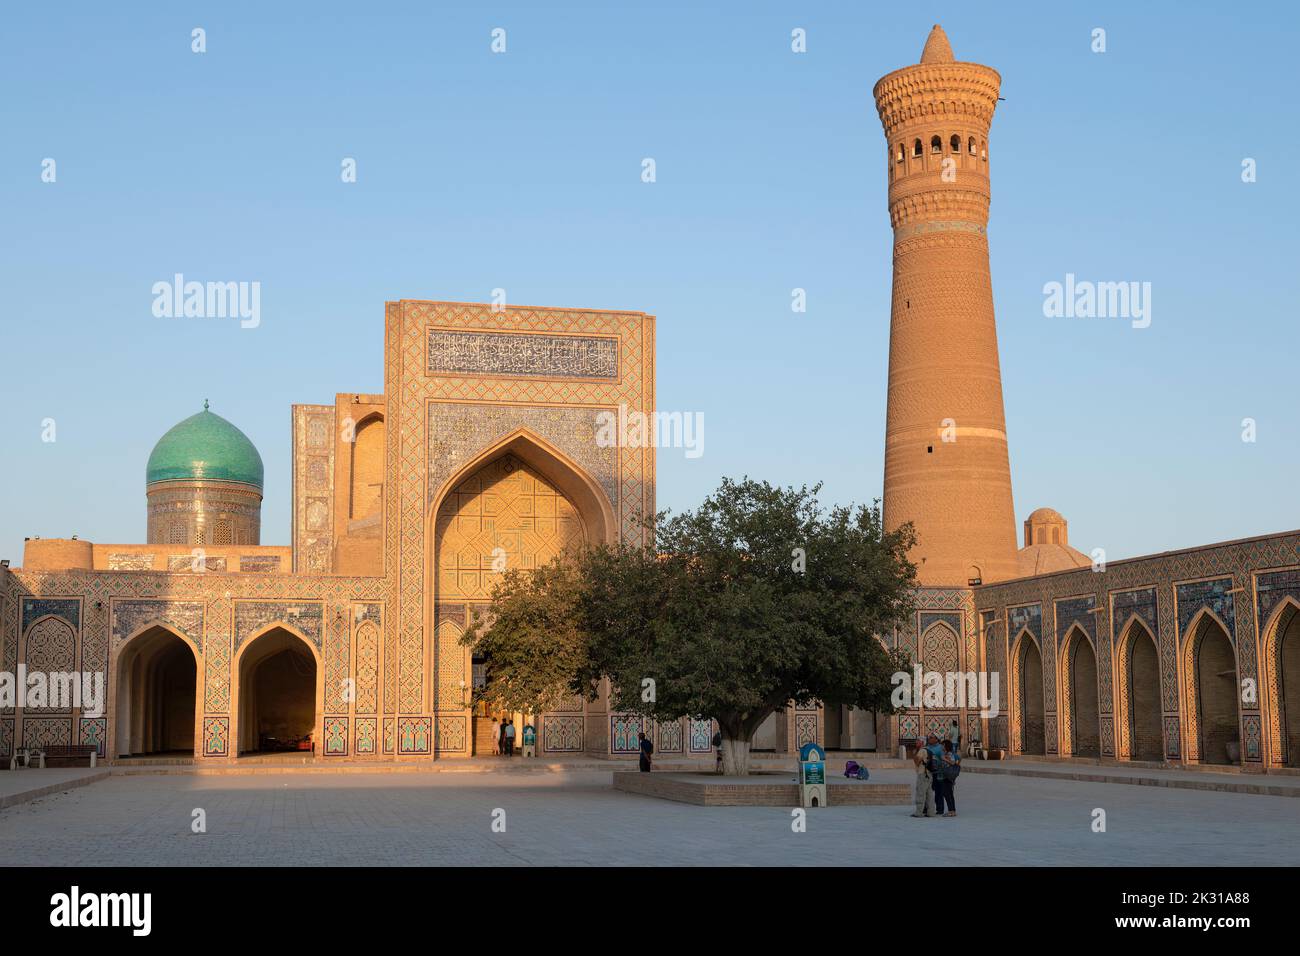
[42,745,99,768]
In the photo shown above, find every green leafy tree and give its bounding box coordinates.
[464,478,916,775]
[460,557,590,717]
[581,478,916,774]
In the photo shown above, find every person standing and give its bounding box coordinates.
[522,723,536,758]
[940,739,960,816]
[504,719,516,756]
[638,731,654,772]
[491,718,501,756]
[910,736,936,817]
[497,719,507,757]
[712,729,724,774]
[926,733,949,815]
[948,719,961,756]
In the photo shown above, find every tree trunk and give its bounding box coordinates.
[719,736,752,776]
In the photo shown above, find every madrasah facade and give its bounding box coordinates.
[1,26,1297,770]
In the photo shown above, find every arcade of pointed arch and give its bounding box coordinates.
[974,531,1300,768]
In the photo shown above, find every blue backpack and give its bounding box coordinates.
[843,760,869,780]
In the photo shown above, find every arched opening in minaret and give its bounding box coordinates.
[912,138,922,158]
[1066,628,1100,758]
[237,627,319,755]
[929,135,942,154]
[968,136,977,155]
[114,625,197,758]
[1190,615,1237,765]
[949,134,961,153]
[1016,635,1045,755]
[1121,619,1164,761]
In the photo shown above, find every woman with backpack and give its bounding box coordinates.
[940,739,961,816]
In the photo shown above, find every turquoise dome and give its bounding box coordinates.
[146,405,264,491]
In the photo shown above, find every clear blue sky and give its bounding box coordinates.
[2,1,1296,565]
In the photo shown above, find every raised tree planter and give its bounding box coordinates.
[612,771,911,807]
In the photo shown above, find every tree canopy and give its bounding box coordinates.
[463,477,917,774]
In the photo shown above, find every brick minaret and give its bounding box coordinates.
[873,25,1017,585]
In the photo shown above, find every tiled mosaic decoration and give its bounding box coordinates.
[544,715,583,752]
[610,714,643,753]
[427,329,619,380]
[78,717,107,757]
[398,717,431,754]
[203,717,229,756]
[324,717,348,756]
[355,717,377,754]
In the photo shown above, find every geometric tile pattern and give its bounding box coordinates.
[324,717,348,756]
[21,597,79,633]
[354,621,380,715]
[688,718,715,753]
[610,714,643,754]
[398,717,431,755]
[1176,578,1236,643]
[656,718,684,754]
[435,715,467,753]
[795,713,819,749]
[22,717,72,749]
[78,717,107,757]
[234,601,324,653]
[111,599,205,652]
[203,716,229,756]
[355,717,377,754]
[544,715,583,752]
[292,404,336,576]
[324,612,349,714]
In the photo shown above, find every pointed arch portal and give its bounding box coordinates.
[235,626,321,755]
[1014,633,1046,756]
[114,624,199,758]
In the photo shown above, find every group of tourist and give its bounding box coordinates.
[911,720,962,817]
[490,719,537,757]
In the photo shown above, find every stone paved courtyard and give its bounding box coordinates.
[0,768,1292,866]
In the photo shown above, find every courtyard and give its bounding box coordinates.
[0,767,1292,866]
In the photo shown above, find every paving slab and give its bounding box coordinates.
[0,767,1293,866]
[963,760,1300,797]
[0,769,110,810]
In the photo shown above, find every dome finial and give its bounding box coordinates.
[203,398,209,411]
[920,23,955,64]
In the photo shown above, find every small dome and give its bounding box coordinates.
[1016,543,1091,578]
[1017,506,1086,576]
[146,404,264,491]
[920,24,955,64]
